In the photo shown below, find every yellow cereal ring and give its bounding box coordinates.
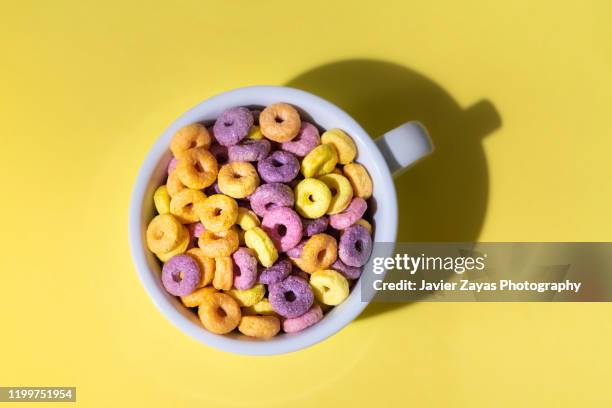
[169,188,207,224]
[181,286,217,308]
[176,147,218,190]
[242,298,279,317]
[146,214,184,254]
[259,103,301,142]
[294,178,332,219]
[318,173,353,214]
[170,123,212,156]
[156,226,190,262]
[301,144,338,178]
[247,125,263,140]
[343,163,373,199]
[198,228,239,258]
[198,292,241,334]
[153,185,171,214]
[244,227,278,267]
[300,233,338,273]
[356,218,373,234]
[186,248,215,287]
[166,170,187,197]
[226,283,265,307]
[320,129,357,164]
[197,194,238,233]
[236,207,260,231]
[238,315,281,339]
[212,256,233,291]
[310,269,349,305]
[217,162,260,199]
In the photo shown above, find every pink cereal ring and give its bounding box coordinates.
[281,121,321,157]
[328,197,367,230]
[167,157,178,175]
[232,247,258,290]
[282,305,323,333]
[262,207,303,252]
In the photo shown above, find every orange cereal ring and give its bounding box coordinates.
[176,147,218,190]
[259,103,301,142]
[170,123,212,156]
[197,194,238,232]
[198,228,240,258]
[198,292,241,334]
[186,248,215,287]
[300,233,338,273]
[212,256,233,290]
[146,214,184,254]
[169,188,207,224]
[217,162,260,199]
[166,170,187,197]
[343,163,373,199]
[238,315,281,339]
[180,286,217,308]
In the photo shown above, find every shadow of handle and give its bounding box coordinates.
[375,121,435,177]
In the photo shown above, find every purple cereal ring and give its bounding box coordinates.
[161,254,201,296]
[283,305,323,333]
[286,239,306,258]
[259,258,292,285]
[303,216,329,237]
[329,197,367,230]
[257,150,300,183]
[332,259,362,280]
[269,275,314,318]
[209,143,229,166]
[213,107,253,146]
[281,121,321,157]
[228,139,271,162]
[262,207,303,252]
[338,224,373,267]
[167,157,178,174]
[188,222,205,238]
[250,183,295,217]
[232,247,258,290]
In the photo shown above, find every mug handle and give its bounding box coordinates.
[374,121,434,177]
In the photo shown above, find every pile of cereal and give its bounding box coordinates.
[146,103,374,339]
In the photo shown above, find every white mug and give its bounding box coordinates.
[128,86,434,355]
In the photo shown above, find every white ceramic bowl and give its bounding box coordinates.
[128,86,433,355]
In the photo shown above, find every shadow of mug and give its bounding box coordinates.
[286,59,502,319]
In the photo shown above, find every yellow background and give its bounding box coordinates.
[1,1,611,407]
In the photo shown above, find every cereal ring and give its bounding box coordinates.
[187,222,205,239]
[217,162,260,199]
[268,276,314,318]
[320,128,357,164]
[242,298,279,317]
[176,147,218,189]
[166,170,187,197]
[328,197,367,230]
[236,207,260,231]
[181,286,217,308]
[309,269,349,306]
[257,150,300,183]
[261,207,303,252]
[282,305,323,333]
[212,256,234,290]
[186,247,215,287]
[281,121,320,157]
[170,123,212,156]
[209,143,229,166]
[294,178,332,219]
[285,239,306,259]
[232,247,258,290]
[259,103,301,142]
[343,163,373,199]
[318,173,353,214]
[355,218,373,234]
[146,214,184,254]
[161,254,201,296]
[301,144,338,178]
[197,194,238,233]
[228,139,271,162]
[167,157,178,175]
[338,224,373,267]
[302,216,329,237]
[153,185,171,214]
[226,283,265,307]
[198,292,241,334]
[331,259,362,280]
[156,227,190,262]
[247,124,263,140]
[198,228,240,258]
[213,107,254,146]
[250,183,295,218]
[259,258,292,285]
[244,227,279,267]
[238,315,280,339]
[169,188,207,224]
[300,233,338,273]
